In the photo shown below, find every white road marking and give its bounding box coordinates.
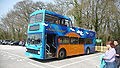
[11,58,15,59]
[82,56,100,68]
[54,53,101,63]
[22,59,25,61]
[58,53,101,68]
[27,62,45,68]
[0,53,3,55]
[8,56,12,58]
[3,55,6,56]
[17,59,23,61]
[1,51,27,59]
[0,50,57,68]
[0,45,26,50]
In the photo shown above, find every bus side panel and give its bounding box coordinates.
[84,44,96,53]
[73,44,84,55]
[57,44,84,57]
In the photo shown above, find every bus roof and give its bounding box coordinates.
[30,10,71,20]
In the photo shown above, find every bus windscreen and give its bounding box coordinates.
[27,33,42,45]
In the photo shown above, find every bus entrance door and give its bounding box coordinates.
[45,33,57,59]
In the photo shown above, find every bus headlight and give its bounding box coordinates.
[38,51,40,55]
[25,48,28,52]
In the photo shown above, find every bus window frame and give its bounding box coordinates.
[30,15,36,24]
[58,36,70,45]
[45,13,58,24]
[79,38,85,44]
[70,21,73,27]
[70,37,79,44]
[64,19,69,27]
[35,13,43,23]
[30,13,43,24]
[45,13,72,27]
[85,38,93,44]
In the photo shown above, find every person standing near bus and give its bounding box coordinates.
[114,40,120,68]
[102,41,117,68]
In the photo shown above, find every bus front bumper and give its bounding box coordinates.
[25,52,44,59]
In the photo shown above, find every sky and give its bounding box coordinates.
[0,0,119,20]
[0,0,53,18]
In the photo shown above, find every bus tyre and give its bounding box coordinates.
[86,48,90,55]
[58,49,66,59]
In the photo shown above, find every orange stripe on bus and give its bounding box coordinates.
[65,32,80,38]
[58,44,84,57]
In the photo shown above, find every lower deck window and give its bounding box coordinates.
[58,36,93,45]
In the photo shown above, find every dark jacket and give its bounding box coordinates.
[115,45,120,58]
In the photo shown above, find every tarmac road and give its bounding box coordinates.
[0,45,102,68]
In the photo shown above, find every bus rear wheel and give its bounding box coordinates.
[58,49,66,59]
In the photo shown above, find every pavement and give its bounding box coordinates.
[0,45,102,68]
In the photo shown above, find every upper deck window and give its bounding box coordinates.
[45,13,73,27]
[30,13,43,24]
[30,15,35,23]
[45,14,58,24]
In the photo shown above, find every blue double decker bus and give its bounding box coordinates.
[25,10,96,59]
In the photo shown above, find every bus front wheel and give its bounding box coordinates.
[58,49,66,59]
